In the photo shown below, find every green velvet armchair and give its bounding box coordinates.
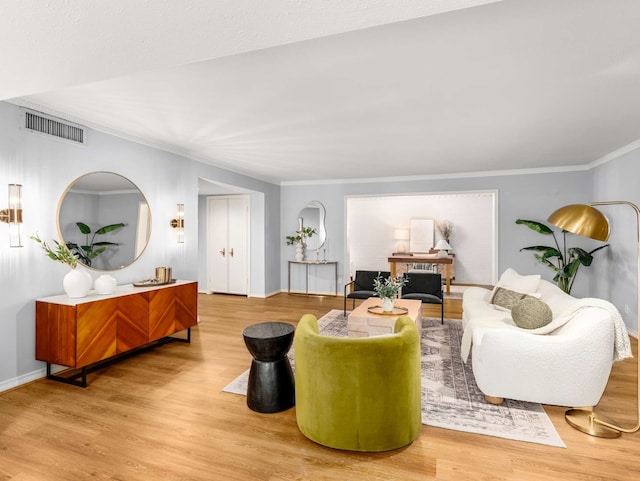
[294,314,422,452]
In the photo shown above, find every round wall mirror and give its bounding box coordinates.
[299,200,326,251]
[57,172,151,271]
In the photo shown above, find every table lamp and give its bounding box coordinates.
[434,239,451,258]
[394,229,410,253]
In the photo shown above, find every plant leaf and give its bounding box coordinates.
[520,246,561,258]
[515,219,554,235]
[76,222,91,234]
[95,223,125,235]
[568,247,594,266]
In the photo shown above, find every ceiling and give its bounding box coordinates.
[4,0,640,185]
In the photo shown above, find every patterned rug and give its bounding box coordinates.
[223,310,565,448]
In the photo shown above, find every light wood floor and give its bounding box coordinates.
[0,293,638,480]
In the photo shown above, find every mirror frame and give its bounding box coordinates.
[299,200,326,251]
[56,171,152,271]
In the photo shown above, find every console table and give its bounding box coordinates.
[288,260,338,296]
[388,255,454,295]
[35,280,198,387]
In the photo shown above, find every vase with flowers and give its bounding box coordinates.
[31,234,92,298]
[286,226,317,261]
[373,275,408,312]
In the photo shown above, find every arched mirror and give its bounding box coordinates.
[57,172,151,271]
[299,200,326,251]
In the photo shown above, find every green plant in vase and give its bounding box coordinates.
[30,234,78,268]
[286,226,317,261]
[374,275,408,312]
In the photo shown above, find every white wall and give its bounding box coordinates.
[0,101,280,391]
[346,191,496,285]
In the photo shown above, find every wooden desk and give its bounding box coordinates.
[388,255,453,295]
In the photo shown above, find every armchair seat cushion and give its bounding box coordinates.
[346,290,377,299]
[402,292,442,304]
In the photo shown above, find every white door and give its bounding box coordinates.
[207,196,249,295]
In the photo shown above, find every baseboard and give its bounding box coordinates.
[0,368,45,393]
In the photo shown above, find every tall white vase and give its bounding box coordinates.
[295,241,304,262]
[63,267,92,298]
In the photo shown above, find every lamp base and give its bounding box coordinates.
[565,409,621,438]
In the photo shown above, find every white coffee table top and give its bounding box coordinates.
[347,297,422,337]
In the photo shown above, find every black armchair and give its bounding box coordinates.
[402,272,444,323]
[343,270,391,316]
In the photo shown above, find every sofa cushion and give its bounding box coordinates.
[492,268,541,297]
[490,287,537,311]
[511,297,553,329]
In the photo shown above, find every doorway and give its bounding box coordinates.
[207,195,250,295]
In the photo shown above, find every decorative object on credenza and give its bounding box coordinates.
[434,239,452,258]
[94,274,117,295]
[286,226,317,262]
[373,275,407,312]
[0,183,23,247]
[155,266,172,284]
[436,220,453,245]
[30,234,92,298]
[548,201,639,438]
[516,218,609,295]
[394,228,410,253]
[65,221,125,267]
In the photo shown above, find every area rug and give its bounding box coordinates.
[223,310,565,448]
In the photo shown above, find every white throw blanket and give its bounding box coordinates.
[540,298,632,361]
[461,298,633,362]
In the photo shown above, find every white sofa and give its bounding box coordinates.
[462,276,620,407]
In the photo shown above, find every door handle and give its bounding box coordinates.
[229,248,234,258]
[219,247,226,256]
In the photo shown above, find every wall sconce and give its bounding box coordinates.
[0,184,23,247]
[170,203,184,243]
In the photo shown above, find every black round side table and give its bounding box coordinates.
[242,321,295,413]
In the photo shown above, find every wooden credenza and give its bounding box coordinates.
[36,280,198,386]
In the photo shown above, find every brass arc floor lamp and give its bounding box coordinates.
[548,201,640,438]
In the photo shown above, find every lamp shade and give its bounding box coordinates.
[394,229,410,240]
[434,239,451,251]
[547,204,610,242]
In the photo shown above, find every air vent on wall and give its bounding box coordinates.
[24,111,85,144]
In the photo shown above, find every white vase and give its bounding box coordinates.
[295,242,304,262]
[94,274,117,295]
[63,267,92,298]
[381,297,394,313]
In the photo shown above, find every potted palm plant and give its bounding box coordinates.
[516,218,609,294]
[65,221,125,267]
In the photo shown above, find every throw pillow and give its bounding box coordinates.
[492,268,541,296]
[490,287,536,311]
[511,297,553,329]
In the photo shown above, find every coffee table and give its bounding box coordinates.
[347,297,422,337]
